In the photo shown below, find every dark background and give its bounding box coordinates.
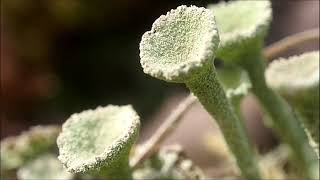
[1,0,319,138]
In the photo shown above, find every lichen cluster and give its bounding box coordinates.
[1,1,319,180]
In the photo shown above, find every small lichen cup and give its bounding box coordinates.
[0,125,60,171]
[17,153,73,180]
[57,105,140,179]
[140,5,260,180]
[266,51,320,149]
[208,1,318,179]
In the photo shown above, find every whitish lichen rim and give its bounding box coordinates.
[266,51,319,93]
[139,5,219,82]
[208,1,272,48]
[225,82,252,99]
[57,105,140,173]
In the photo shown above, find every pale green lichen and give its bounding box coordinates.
[133,145,205,180]
[139,5,260,180]
[208,0,272,64]
[266,51,319,97]
[57,105,140,179]
[0,125,60,171]
[17,153,73,180]
[140,5,219,82]
[217,66,251,100]
[266,51,319,145]
[217,65,252,130]
[208,0,271,43]
[208,1,318,179]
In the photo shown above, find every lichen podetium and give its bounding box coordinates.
[57,105,140,179]
[208,1,319,179]
[140,5,261,180]
[266,51,320,157]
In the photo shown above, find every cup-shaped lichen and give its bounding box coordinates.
[208,0,271,65]
[266,51,320,145]
[140,5,219,83]
[57,105,140,179]
[17,154,73,180]
[140,5,260,180]
[208,1,318,179]
[0,125,60,171]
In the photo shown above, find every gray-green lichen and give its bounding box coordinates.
[266,51,319,144]
[208,0,272,64]
[17,153,73,180]
[57,105,140,179]
[133,145,205,180]
[266,51,319,98]
[217,66,251,100]
[139,5,260,180]
[140,5,219,82]
[0,125,60,171]
[208,1,318,179]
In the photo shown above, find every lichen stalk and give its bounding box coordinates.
[139,5,261,180]
[186,63,260,180]
[240,44,319,179]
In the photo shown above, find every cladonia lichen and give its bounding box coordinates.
[208,1,318,179]
[140,5,219,82]
[266,51,319,149]
[0,125,60,171]
[139,5,260,180]
[17,153,73,180]
[57,105,140,179]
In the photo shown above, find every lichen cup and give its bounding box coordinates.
[17,154,73,180]
[0,125,60,171]
[57,105,140,179]
[266,51,319,151]
[140,5,260,180]
[208,1,318,179]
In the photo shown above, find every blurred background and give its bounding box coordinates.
[1,0,319,170]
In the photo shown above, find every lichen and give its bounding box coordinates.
[266,51,319,95]
[139,5,260,180]
[57,105,140,179]
[266,51,319,145]
[17,153,73,180]
[217,65,251,100]
[140,5,219,82]
[0,125,60,171]
[208,0,272,65]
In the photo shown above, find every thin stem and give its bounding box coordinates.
[243,50,318,180]
[130,94,197,168]
[264,28,319,59]
[186,64,260,180]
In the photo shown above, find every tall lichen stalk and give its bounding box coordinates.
[209,1,319,178]
[186,64,260,179]
[139,5,261,180]
[239,40,318,179]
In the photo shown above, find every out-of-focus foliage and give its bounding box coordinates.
[17,153,73,180]
[133,145,206,180]
[0,125,60,171]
